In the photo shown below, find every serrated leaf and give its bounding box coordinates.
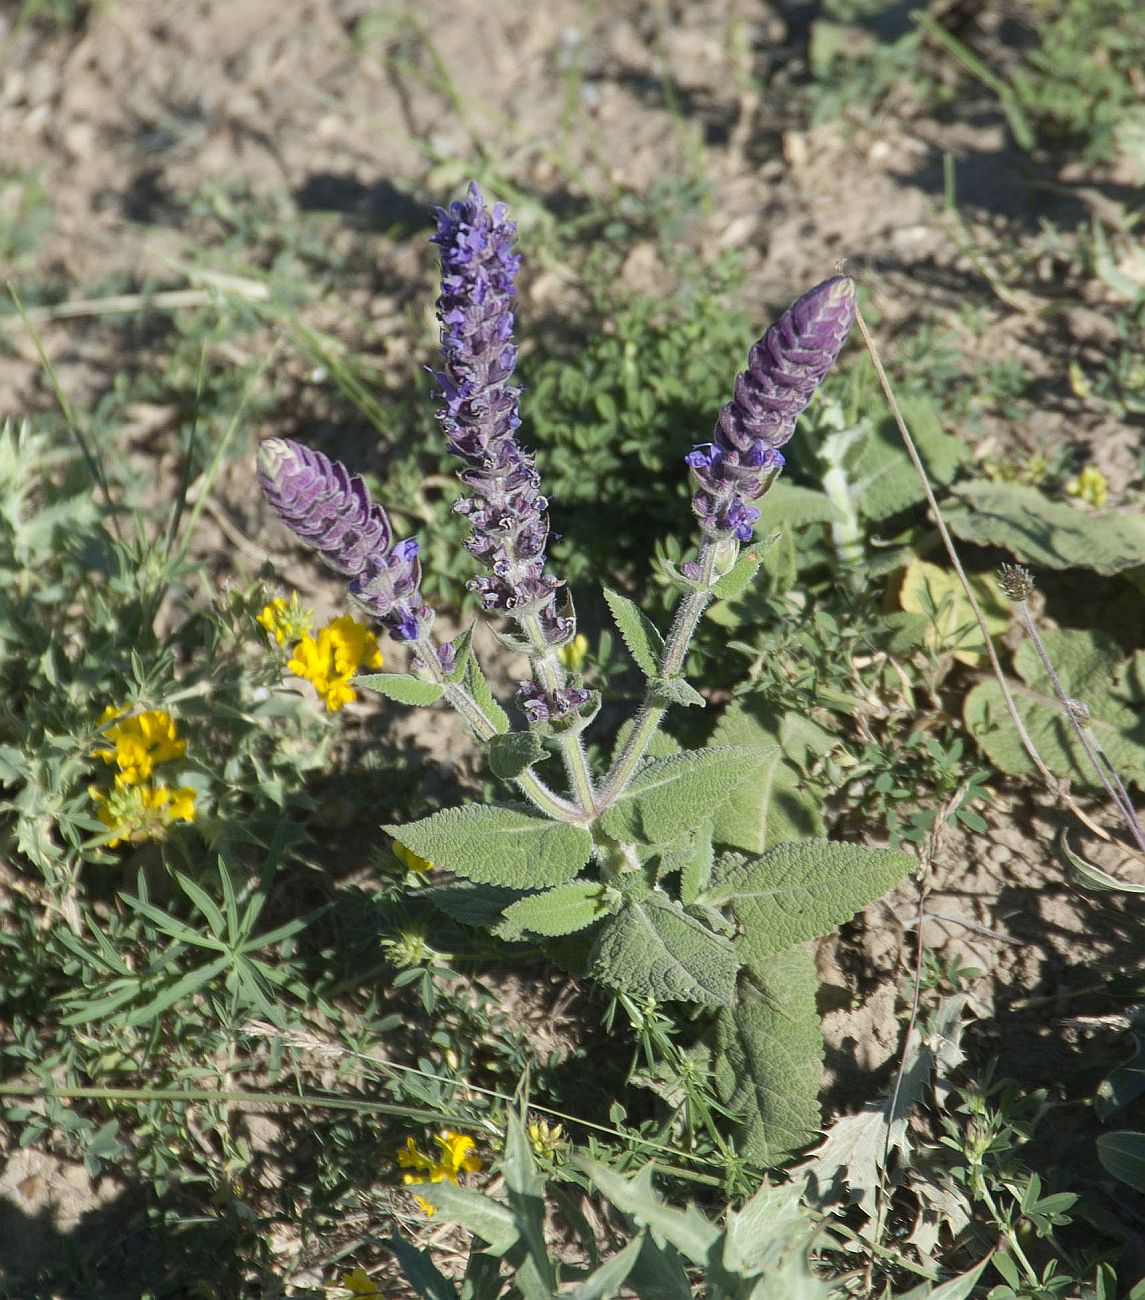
[712,547,765,600]
[1097,1131,1145,1192]
[385,806,592,889]
[964,629,1145,788]
[945,480,1145,574]
[580,1162,719,1265]
[465,654,510,734]
[711,948,823,1165]
[413,1181,520,1254]
[709,701,824,854]
[488,730,546,779]
[599,747,764,847]
[675,819,714,904]
[603,586,664,677]
[711,839,914,962]
[423,881,527,927]
[590,894,738,1006]
[650,677,705,708]
[353,673,444,706]
[498,881,614,938]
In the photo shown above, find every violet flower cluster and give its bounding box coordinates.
[257,438,435,650]
[432,183,587,723]
[686,275,857,542]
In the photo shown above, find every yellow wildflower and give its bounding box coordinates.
[396,1130,482,1216]
[527,1116,566,1158]
[288,615,383,712]
[90,779,197,848]
[95,707,185,785]
[558,633,589,673]
[338,1267,381,1297]
[392,840,432,874]
[257,593,314,645]
[1064,464,1108,508]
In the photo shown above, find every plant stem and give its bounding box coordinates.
[414,634,581,823]
[520,611,598,820]
[597,539,725,809]
[1015,601,1145,853]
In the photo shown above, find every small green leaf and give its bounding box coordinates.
[711,840,915,963]
[1061,832,1145,893]
[711,948,823,1164]
[676,820,715,905]
[599,747,764,847]
[580,1162,719,1265]
[712,546,764,600]
[386,1234,460,1300]
[465,654,510,734]
[590,894,738,1007]
[894,1258,990,1300]
[448,625,475,683]
[386,806,592,889]
[1097,1131,1145,1192]
[498,881,615,938]
[488,730,546,779]
[563,1232,643,1300]
[603,586,664,677]
[649,677,706,708]
[354,673,444,705]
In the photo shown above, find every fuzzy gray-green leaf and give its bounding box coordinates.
[712,949,823,1165]
[488,730,546,779]
[598,746,764,847]
[353,672,444,705]
[465,653,510,734]
[964,628,1145,788]
[590,894,738,1006]
[946,480,1145,574]
[711,840,914,963]
[423,881,527,928]
[498,881,615,938]
[603,586,664,677]
[386,806,592,889]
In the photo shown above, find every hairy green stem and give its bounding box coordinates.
[597,539,726,809]
[520,611,598,821]
[414,634,581,823]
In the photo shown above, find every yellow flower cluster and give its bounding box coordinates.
[90,706,196,847]
[287,614,383,712]
[396,1130,482,1215]
[257,593,314,645]
[558,632,589,673]
[392,840,432,874]
[1065,463,1108,508]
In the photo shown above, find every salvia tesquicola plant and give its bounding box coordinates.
[258,183,916,1163]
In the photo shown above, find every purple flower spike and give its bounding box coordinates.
[689,275,856,542]
[257,437,432,642]
[432,183,565,641]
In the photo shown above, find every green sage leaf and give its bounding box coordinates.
[386,806,592,889]
[353,673,444,706]
[603,586,664,677]
[488,730,546,779]
[598,746,764,847]
[498,880,615,938]
[465,654,510,735]
[710,839,914,963]
[590,894,738,1007]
